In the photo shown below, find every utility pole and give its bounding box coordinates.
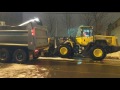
[54,19,58,49]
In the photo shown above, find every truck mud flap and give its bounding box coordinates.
[29,51,34,60]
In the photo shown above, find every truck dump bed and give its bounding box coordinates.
[0,24,48,50]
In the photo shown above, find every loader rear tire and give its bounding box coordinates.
[90,46,106,61]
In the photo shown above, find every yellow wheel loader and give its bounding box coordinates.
[57,26,120,61]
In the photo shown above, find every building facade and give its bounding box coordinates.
[107,18,120,45]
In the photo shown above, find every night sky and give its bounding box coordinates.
[22,12,120,36]
[23,12,120,22]
[0,12,119,37]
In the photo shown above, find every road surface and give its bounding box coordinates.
[0,57,120,78]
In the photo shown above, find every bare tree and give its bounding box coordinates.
[62,13,74,30]
[81,12,109,35]
[92,12,108,34]
[80,12,93,26]
[44,13,56,37]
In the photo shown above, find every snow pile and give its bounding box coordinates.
[106,51,120,59]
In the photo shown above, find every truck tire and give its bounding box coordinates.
[90,46,106,61]
[58,45,73,58]
[13,49,28,63]
[0,48,11,63]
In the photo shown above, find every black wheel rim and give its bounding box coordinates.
[16,52,23,61]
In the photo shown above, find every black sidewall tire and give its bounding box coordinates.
[58,45,73,58]
[13,49,27,63]
[90,46,106,61]
[0,48,11,63]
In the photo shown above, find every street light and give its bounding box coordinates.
[18,17,40,26]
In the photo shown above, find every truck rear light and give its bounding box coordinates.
[34,49,39,57]
[31,28,35,36]
[34,49,39,53]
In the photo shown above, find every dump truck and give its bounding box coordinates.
[0,18,48,63]
[47,26,120,61]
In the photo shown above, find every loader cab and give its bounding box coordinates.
[75,26,94,46]
[76,26,93,37]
